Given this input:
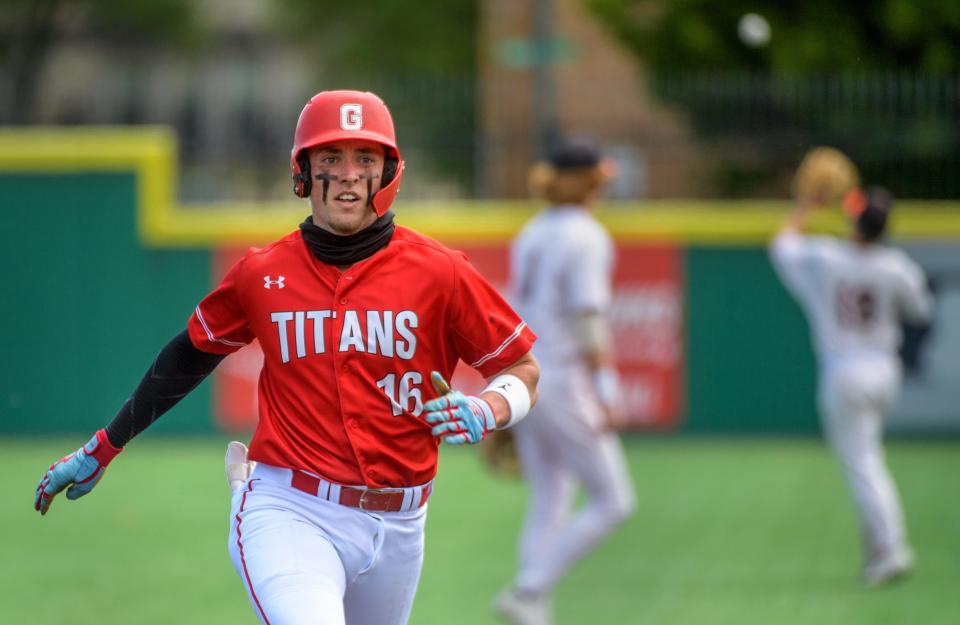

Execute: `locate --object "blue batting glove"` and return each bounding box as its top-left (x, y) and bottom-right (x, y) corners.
top-left (423, 372), bottom-right (496, 445)
top-left (34, 429), bottom-right (123, 515)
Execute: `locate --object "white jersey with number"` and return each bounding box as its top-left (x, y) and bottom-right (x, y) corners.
top-left (769, 231), bottom-right (933, 368)
top-left (509, 205), bottom-right (614, 371)
top-left (770, 230), bottom-right (933, 563)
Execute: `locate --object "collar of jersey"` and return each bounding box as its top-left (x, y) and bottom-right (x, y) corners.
top-left (299, 211), bottom-right (396, 267)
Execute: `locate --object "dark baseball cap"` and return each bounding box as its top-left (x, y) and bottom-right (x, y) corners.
top-left (548, 135), bottom-right (601, 170)
top-left (856, 186), bottom-right (893, 241)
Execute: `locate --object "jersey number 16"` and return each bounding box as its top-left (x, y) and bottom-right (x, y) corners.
top-left (376, 372), bottom-right (424, 417)
top-left (836, 284), bottom-right (877, 329)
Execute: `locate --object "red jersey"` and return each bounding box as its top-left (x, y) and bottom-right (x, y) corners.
top-left (187, 226), bottom-right (536, 488)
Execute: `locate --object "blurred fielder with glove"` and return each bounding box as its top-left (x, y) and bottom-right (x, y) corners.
top-left (493, 136), bottom-right (636, 625)
top-left (770, 147), bottom-right (934, 586)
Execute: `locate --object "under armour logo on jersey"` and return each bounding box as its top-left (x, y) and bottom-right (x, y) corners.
top-left (264, 275), bottom-right (285, 289)
top-left (340, 103), bottom-right (362, 130)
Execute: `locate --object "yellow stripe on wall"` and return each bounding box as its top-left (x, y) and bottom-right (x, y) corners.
top-left (2, 127), bottom-right (958, 247)
top-left (0, 126), bottom-right (176, 245)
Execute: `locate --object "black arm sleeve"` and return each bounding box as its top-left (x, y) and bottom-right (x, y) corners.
top-left (104, 330), bottom-right (226, 447)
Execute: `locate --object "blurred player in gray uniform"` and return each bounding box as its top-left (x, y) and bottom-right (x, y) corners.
top-left (495, 137), bottom-right (636, 625)
top-left (769, 186), bottom-right (934, 586)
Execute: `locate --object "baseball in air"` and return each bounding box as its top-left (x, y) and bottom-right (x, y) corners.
top-left (738, 13), bottom-right (771, 48)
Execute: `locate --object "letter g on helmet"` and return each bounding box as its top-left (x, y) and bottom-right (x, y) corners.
top-left (291, 90), bottom-right (405, 216)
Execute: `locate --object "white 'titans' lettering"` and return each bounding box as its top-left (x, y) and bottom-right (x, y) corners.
top-left (339, 310), bottom-right (366, 353)
top-left (270, 312), bottom-right (294, 363)
top-left (395, 310), bottom-right (418, 360)
top-left (271, 309), bottom-right (418, 363)
top-left (294, 311), bottom-right (307, 359)
top-left (367, 310), bottom-right (393, 357)
top-left (306, 310), bottom-right (333, 354)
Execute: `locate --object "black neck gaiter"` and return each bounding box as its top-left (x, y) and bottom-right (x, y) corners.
top-left (299, 211), bottom-right (395, 266)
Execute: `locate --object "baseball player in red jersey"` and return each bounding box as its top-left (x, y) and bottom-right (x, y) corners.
top-left (34, 90), bottom-right (540, 625)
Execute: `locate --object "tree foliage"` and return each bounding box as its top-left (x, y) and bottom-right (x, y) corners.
top-left (583, 0), bottom-right (960, 197)
top-left (1, 0), bottom-right (199, 123)
top-left (584, 0), bottom-right (960, 74)
top-left (272, 0), bottom-right (477, 77)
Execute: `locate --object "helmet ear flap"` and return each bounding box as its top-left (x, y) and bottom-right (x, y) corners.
top-left (382, 155), bottom-right (399, 187)
top-left (371, 158), bottom-right (404, 217)
top-left (293, 154), bottom-right (312, 198)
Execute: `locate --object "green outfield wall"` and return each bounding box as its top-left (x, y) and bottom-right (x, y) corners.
top-left (685, 247), bottom-right (818, 433)
top-left (1, 128), bottom-right (957, 435)
top-left (1, 171), bottom-right (213, 434)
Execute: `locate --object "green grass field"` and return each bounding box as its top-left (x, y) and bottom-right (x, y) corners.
top-left (4, 437), bottom-right (958, 625)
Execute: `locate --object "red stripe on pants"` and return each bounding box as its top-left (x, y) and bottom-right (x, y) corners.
top-left (236, 479), bottom-right (272, 625)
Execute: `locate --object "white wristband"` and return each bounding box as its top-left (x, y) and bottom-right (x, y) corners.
top-left (483, 374), bottom-right (532, 429)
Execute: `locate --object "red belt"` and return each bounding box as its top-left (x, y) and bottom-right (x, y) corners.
top-left (290, 470), bottom-right (432, 512)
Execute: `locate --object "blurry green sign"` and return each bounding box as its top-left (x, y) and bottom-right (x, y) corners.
top-left (494, 37), bottom-right (577, 69)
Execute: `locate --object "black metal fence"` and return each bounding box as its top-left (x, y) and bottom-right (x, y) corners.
top-left (2, 67), bottom-right (958, 200)
top-left (654, 71), bottom-right (960, 198)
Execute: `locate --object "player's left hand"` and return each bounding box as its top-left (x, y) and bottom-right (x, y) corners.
top-left (34, 429), bottom-right (123, 515)
top-left (423, 372), bottom-right (496, 445)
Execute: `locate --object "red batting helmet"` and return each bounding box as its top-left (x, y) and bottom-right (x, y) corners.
top-left (291, 90), bottom-right (405, 216)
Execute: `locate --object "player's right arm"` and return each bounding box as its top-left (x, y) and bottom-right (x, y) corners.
top-left (777, 199), bottom-right (814, 235)
top-left (562, 224), bottom-right (620, 426)
top-left (769, 201), bottom-right (826, 307)
top-left (34, 256), bottom-right (254, 515)
top-left (33, 331), bottom-right (228, 515)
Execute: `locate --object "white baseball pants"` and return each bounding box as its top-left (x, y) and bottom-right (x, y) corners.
top-left (818, 357), bottom-right (908, 559)
top-left (228, 464), bottom-right (426, 625)
top-left (510, 372), bottom-right (636, 596)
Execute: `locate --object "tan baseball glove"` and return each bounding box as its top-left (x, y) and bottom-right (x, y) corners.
top-left (481, 428), bottom-right (522, 479)
top-left (791, 147), bottom-right (860, 205)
